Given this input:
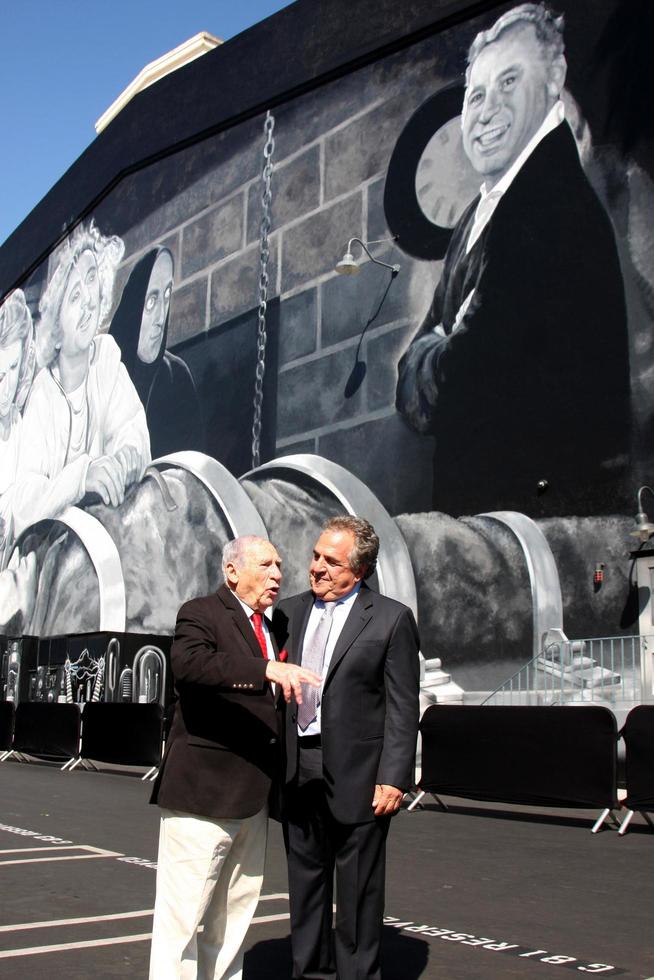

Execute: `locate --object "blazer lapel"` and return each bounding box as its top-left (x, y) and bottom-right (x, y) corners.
top-left (289, 593), bottom-right (314, 666)
top-left (324, 586), bottom-right (373, 686)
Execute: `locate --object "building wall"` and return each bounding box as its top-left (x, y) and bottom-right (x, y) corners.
top-left (85, 32), bottom-right (459, 515)
top-left (1, 0), bottom-right (653, 692)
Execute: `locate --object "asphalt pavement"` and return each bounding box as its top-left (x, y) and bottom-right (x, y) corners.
top-left (0, 760), bottom-right (653, 979)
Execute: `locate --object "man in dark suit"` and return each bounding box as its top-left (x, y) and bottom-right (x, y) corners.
top-left (273, 516), bottom-right (420, 980)
top-left (396, 3), bottom-right (630, 518)
top-left (149, 535), bottom-right (320, 980)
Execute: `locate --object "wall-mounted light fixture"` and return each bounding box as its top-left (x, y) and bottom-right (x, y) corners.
top-left (335, 237), bottom-right (400, 277)
top-left (335, 237), bottom-right (401, 398)
top-left (630, 485), bottom-right (654, 543)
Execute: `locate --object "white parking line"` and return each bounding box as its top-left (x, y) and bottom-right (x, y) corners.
top-left (0, 910), bottom-right (290, 958)
top-left (0, 898), bottom-right (289, 934)
top-left (250, 913), bottom-right (291, 925)
top-left (0, 845), bottom-right (122, 866)
top-left (0, 934), bottom-right (154, 958)
top-left (0, 909), bottom-right (153, 933)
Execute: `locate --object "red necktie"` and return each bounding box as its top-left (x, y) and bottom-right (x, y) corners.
top-left (251, 612), bottom-right (269, 659)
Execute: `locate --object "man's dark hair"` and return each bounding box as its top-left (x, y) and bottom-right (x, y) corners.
top-left (322, 516), bottom-right (379, 580)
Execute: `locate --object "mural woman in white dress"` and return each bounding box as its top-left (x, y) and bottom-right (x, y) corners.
top-left (0, 290), bottom-right (37, 626)
top-left (0, 289), bottom-right (35, 570)
top-left (15, 221), bottom-right (151, 536)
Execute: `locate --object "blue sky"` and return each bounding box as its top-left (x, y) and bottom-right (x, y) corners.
top-left (0, 0), bottom-right (293, 246)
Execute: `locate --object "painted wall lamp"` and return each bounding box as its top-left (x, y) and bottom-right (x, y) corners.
top-left (335, 238), bottom-right (400, 276)
top-left (630, 485), bottom-right (654, 543)
top-left (334, 238), bottom-right (400, 398)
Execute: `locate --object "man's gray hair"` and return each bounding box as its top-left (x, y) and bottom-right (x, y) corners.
top-left (221, 535), bottom-right (269, 578)
top-left (322, 516), bottom-right (379, 580)
top-left (466, 3), bottom-right (565, 84)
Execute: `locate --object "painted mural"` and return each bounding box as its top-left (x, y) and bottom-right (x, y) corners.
top-left (1, 0), bottom-right (652, 696)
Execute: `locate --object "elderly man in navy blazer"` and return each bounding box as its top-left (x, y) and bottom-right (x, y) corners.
top-left (274, 516), bottom-right (420, 980)
top-left (149, 535), bottom-right (320, 980)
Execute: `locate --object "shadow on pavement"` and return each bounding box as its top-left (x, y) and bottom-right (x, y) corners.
top-left (245, 929), bottom-right (429, 978)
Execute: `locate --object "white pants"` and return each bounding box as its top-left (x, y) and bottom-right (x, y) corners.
top-left (149, 806), bottom-right (268, 980)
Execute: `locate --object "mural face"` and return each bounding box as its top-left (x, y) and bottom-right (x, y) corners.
top-left (0, 290), bottom-right (35, 574)
top-left (58, 249), bottom-right (101, 360)
top-left (0, 341), bottom-right (23, 419)
top-left (110, 246), bottom-right (205, 460)
top-left (0, 0), bottom-right (652, 696)
top-left (461, 23), bottom-right (562, 183)
top-left (137, 249), bottom-right (173, 365)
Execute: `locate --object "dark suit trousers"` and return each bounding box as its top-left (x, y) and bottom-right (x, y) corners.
top-left (284, 745), bottom-right (390, 980)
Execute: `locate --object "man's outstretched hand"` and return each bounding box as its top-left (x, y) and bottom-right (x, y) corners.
top-left (265, 661), bottom-right (321, 703)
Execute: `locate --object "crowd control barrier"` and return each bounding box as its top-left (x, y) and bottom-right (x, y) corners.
top-left (74, 702), bottom-right (165, 779)
top-left (618, 705), bottom-right (654, 835)
top-left (0, 701), bottom-right (15, 759)
top-left (10, 703), bottom-right (81, 764)
top-left (412, 705), bottom-right (619, 831)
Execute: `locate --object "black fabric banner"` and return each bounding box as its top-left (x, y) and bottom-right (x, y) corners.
top-left (419, 705), bottom-right (618, 809)
top-left (0, 701), bottom-right (15, 751)
top-left (13, 703), bottom-right (81, 758)
top-left (80, 702), bottom-right (164, 767)
top-left (622, 705), bottom-right (654, 811)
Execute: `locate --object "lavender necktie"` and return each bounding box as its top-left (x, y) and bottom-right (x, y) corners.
top-left (298, 602), bottom-right (335, 731)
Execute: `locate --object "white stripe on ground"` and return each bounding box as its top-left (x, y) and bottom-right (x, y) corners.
top-left (0, 844), bottom-right (122, 867)
top-left (0, 912), bottom-right (290, 958)
top-left (0, 851), bottom-right (122, 866)
top-left (249, 913), bottom-right (291, 925)
top-left (0, 846), bottom-right (89, 854)
top-left (0, 910), bottom-right (154, 933)
top-left (0, 844), bottom-right (118, 857)
top-left (0, 897), bottom-right (288, 934)
top-left (0, 934), bottom-right (155, 958)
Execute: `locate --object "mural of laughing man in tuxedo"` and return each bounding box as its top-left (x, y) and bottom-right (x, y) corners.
top-left (396, 2), bottom-right (631, 518)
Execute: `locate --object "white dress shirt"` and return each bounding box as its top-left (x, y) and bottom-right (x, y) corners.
top-left (298, 584), bottom-right (361, 738)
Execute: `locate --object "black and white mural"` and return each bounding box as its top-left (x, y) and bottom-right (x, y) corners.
top-left (393, 6), bottom-right (630, 518)
top-left (1, 0), bottom-right (652, 695)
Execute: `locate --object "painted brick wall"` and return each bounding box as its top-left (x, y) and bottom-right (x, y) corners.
top-left (91, 30), bottom-right (471, 516)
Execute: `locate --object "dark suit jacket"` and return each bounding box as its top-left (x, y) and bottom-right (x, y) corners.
top-left (151, 584), bottom-right (280, 820)
top-left (273, 583), bottom-right (420, 825)
top-left (396, 121), bottom-right (631, 518)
